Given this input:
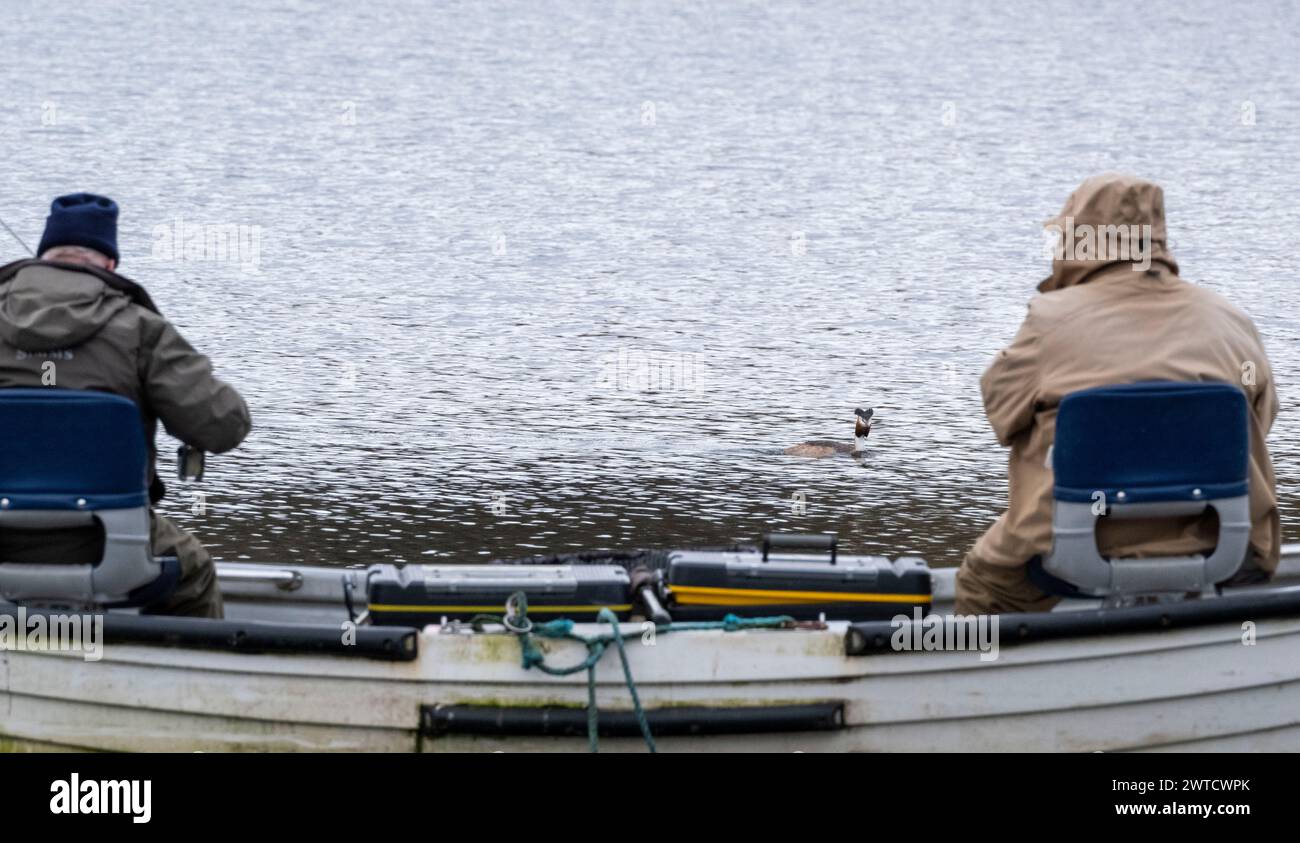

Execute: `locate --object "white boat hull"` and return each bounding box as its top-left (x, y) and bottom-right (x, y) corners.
top-left (4, 582), bottom-right (1299, 752)
top-left (7, 603), bottom-right (1300, 754)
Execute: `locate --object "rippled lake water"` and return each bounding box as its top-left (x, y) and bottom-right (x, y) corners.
top-left (1, 0), bottom-right (1298, 567)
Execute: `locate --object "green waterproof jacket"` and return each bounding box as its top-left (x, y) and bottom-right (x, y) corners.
top-left (0, 259), bottom-right (251, 493)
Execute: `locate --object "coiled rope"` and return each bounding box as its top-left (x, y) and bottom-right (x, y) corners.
top-left (477, 591), bottom-right (795, 753)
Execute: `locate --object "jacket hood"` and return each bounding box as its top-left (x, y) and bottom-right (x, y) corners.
top-left (0, 263), bottom-right (131, 351)
top-left (1039, 173), bottom-right (1179, 293)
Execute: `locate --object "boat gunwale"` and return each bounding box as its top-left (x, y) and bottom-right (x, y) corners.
top-left (846, 584), bottom-right (1300, 655)
top-left (0, 602), bottom-right (420, 661)
top-left (6, 567), bottom-right (1300, 666)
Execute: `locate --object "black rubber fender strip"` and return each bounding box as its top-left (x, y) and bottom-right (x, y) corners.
top-left (421, 701), bottom-right (845, 738)
top-left (844, 586), bottom-right (1300, 656)
top-left (0, 602), bottom-right (419, 661)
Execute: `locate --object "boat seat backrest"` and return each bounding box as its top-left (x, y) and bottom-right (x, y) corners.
top-left (0, 388), bottom-right (171, 606)
top-left (1042, 381), bottom-right (1251, 596)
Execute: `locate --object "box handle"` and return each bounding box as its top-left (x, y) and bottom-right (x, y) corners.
top-left (761, 533), bottom-right (838, 564)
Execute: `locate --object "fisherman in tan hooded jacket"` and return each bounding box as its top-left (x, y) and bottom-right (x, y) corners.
top-left (0, 193), bottom-right (250, 618)
top-left (957, 174), bottom-right (1280, 615)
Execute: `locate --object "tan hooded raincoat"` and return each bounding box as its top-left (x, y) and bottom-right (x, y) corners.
top-left (957, 174), bottom-right (1280, 614)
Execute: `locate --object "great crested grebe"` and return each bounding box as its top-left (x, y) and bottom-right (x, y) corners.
top-left (783, 407), bottom-right (873, 458)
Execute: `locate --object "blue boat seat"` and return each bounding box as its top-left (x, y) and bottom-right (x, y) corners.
top-left (1040, 381), bottom-right (1251, 596)
top-left (0, 389), bottom-right (177, 607)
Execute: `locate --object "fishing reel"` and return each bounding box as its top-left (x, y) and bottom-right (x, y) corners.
top-left (177, 444), bottom-right (206, 482)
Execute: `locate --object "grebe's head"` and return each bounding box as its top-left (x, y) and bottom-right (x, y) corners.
top-left (854, 407), bottom-right (874, 438)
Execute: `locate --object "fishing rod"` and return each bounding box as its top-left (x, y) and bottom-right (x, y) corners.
top-left (0, 214), bottom-right (34, 256)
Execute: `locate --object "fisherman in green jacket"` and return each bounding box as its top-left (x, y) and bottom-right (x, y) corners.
top-left (0, 193), bottom-right (250, 618)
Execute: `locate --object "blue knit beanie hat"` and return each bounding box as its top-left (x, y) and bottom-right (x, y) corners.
top-left (37, 193), bottom-right (120, 262)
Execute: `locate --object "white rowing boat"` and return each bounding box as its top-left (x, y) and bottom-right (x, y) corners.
top-left (3, 546), bottom-right (1299, 753)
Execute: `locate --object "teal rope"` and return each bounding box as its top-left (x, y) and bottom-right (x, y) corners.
top-left (586, 668), bottom-right (599, 753)
top-left (600, 607), bottom-right (655, 751)
top-left (662, 613), bottom-right (798, 633)
top-left (502, 592), bottom-right (793, 753)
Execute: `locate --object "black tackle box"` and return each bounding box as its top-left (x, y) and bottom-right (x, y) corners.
top-left (665, 534), bottom-right (931, 622)
top-left (366, 564), bottom-right (632, 626)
